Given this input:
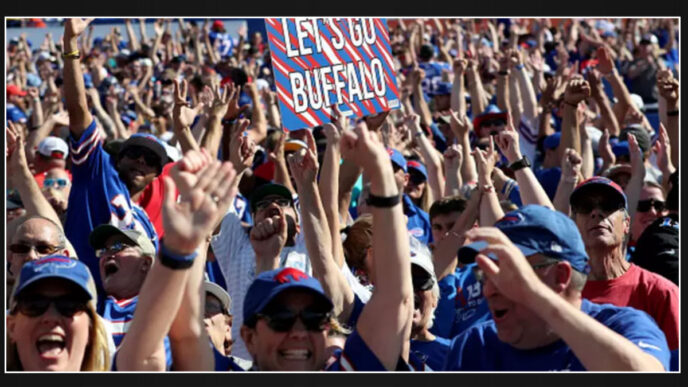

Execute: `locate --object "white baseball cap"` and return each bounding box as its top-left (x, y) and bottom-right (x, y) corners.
top-left (204, 280), bottom-right (231, 313)
top-left (37, 136), bottom-right (69, 160)
top-left (409, 236), bottom-right (436, 280)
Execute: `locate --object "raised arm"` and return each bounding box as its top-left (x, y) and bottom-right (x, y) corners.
top-left (474, 137), bottom-right (504, 226)
top-left (62, 18), bottom-right (95, 138)
top-left (340, 121), bottom-right (413, 370)
top-left (467, 59), bottom-right (487, 118)
top-left (406, 114), bottom-right (444, 203)
top-left (657, 74), bottom-right (678, 167)
top-left (553, 148), bottom-right (583, 215)
top-left (117, 150), bottom-right (236, 371)
top-left (560, 77), bottom-right (590, 157)
top-left (172, 79), bottom-right (203, 153)
top-left (443, 144), bottom-right (463, 197)
top-left (652, 124), bottom-right (676, 194)
top-left (449, 109), bottom-right (478, 186)
top-left (201, 81), bottom-right (246, 155)
top-left (511, 50), bottom-right (538, 121)
top-left (124, 19), bottom-right (140, 52)
top-left (624, 134), bottom-right (645, 225)
top-left (409, 66), bottom-right (433, 128)
top-left (495, 121), bottom-right (554, 209)
top-left (451, 58), bottom-right (468, 114)
top-left (587, 68), bottom-right (620, 137)
top-left (288, 127), bottom-right (355, 321)
top-left (268, 131), bottom-right (297, 195)
top-left (245, 83), bottom-right (268, 144)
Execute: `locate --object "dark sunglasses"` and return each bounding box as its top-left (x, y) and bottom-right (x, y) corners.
top-left (44, 178), bottom-right (70, 189)
top-left (412, 275), bottom-right (435, 292)
top-left (481, 119), bottom-right (505, 128)
top-left (9, 242), bottom-right (62, 255)
top-left (472, 261), bottom-right (557, 285)
top-left (122, 146), bottom-right (161, 167)
top-left (95, 241), bottom-right (138, 258)
top-left (572, 199), bottom-right (624, 215)
top-left (256, 308), bottom-right (331, 333)
top-left (409, 171), bottom-right (427, 186)
top-left (637, 199), bottom-right (665, 213)
top-left (255, 198), bottom-right (292, 212)
top-left (13, 294), bottom-right (89, 318)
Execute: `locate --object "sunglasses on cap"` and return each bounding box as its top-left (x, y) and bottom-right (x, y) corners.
top-left (95, 241), bottom-right (139, 258)
top-left (572, 198), bottom-right (625, 215)
top-left (9, 242), bottom-right (62, 255)
top-left (43, 178), bottom-right (70, 189)
top-left (255, 307), bottom-right (331, 333)
top-left (637, 199), bottom-right (665, 213)
top-left (13, 294), bottom-right (89, 318)
top-left (254, 197), bottom-right (292, 212)
top-left (121, 146), bottom-right (161, 167)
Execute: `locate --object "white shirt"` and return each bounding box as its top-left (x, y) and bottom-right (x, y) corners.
top-left (210, 210), bottom-right (311, 361)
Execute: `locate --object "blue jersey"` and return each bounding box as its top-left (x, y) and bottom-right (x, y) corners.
top-left (431, 264), bottom-right (491, 339)
top-left (443, 299), bottom-right (670, 371)
top-left (403, 194), bottom-right (432, 245)
top-left (410, 336), bottom-right (451, 371)
top-left (209, 32), bottom-right (235, 58)
top-left (213, 344), bottom-right (247, 371)
top-left (66, 120), bottom-right (158, 293)
top-left (101, 296), bottom-right (173, 370)
top-left (418, 61), bottom-right (451, 100)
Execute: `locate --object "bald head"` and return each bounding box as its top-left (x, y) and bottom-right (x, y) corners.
top-left (9, 216), bottom-right (67, 278)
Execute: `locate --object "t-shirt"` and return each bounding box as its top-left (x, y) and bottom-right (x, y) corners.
top-left (443, 299), bottom-right (670, 371)
top-left (418, 61), bottom-right (451, 100)
top-left (101, 295), bottom-right (173, 370)
top-left (66, 120), bottom-right (158, 294)
top-left (210, 210), bottom-right (311, 360)
top-left (134, 161), bottom-right (177, 239)
top-left (403, 194), bottom-right (432, 245)
top-left (582, 263), bottom-right (679, 350)
top-left (431, 264), bottom-right (491, 339)
top-left (410, 336), bottom-right (451, 371)
top-left (534, 166), bottom-right (561, 201)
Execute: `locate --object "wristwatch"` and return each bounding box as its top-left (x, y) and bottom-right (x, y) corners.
top-left (508, 155), bottom-right (531, 171)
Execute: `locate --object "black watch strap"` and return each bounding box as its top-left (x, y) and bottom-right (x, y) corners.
top-left (509, 156), bottom-right (531, 171)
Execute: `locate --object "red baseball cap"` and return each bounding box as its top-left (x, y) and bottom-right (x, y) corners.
top-left (7, 84), bottom-right (27, 97)
top-left (212, 20), bottom-right (226, 32)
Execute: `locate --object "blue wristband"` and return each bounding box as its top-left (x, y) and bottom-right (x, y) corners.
top-left (159, 242), bottom-right (198, 270)
top-left (515, 64), bottom-right (525, 70)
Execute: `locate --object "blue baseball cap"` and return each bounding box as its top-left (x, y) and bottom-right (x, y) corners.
top-left (431, 82), bottom-right (452, 97)
top-left (26, 73), bottom-right (42, 88)
top-left (7, 105), bottom-right (28, 124)
top-left (611, 141), bottom-right (630, 157)
top-left (243, 268), bottom-right (334, 323)
top-left (494, 205), bottom-right (589, 274)
top-left (543, 132), bottom-right (561, 150)
top-left (570, 176), bottom-right (628, 211)
top-left (12, 255), bottom-right (96, 301)
top-left (387, 148), bottom-right (407, 173)
top-left (83, 73), bottom-right (94, 89)
top-left (473, 104), bottom-right (508, 132)
top-left (407, 160), bottom-right (428, 182)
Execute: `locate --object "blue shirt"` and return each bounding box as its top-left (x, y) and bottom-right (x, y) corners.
top-left (66, 120), bottom-right (158, 295)
top-left (534, 166), bottom-right (562, 201)
top-left (443, 299), bottom-right (670, 371)
top-left (410, 336), bottom-right (451, 371)
top-left (403, 194), bottom-right (432, 245)
top-left (418, 61), bottom-right (451, 101)
top-left (102, 296), bottom-right (173, 370)
top-left (431, 264), bottom-right (491, 339)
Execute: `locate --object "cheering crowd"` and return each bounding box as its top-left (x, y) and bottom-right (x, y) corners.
top-left (5, 17), bottom-right (679, 372)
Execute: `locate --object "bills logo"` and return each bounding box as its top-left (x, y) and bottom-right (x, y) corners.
top-left (409, 228), bottom-right (424, 237)
top-left (34, 256), bottom-right (77, 271)
top-left (495, 213), bottom-right (524, 226)
top-left (274, 268), bottom-right (310, 283)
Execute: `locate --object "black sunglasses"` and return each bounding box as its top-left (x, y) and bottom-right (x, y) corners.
top-left (9, 242), bottom-right (62, 255)
top-left (255, 198), bottom-right (292, 212)
top-left (481, 119), bottom-right (505, 128)
top-left (572, 198), bottom-right (624, 215)
top-left (14, 294), bottom-right (89, 318)
top-left (256, 307), bottom-right (331, 333)
top-left (122, 146), bottom-right (161, 167)
top-left (412, 275), bottom-right (435, 292)
top-left (637, 199), bottom-right (665, 213)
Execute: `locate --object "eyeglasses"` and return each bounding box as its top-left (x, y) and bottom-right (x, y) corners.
top-left (122, 146), bottom-right (161, 167)
top-left (9, 242), bottom-right (62, 255)
top-left (255, 198), bottom-right (291, 212)
top-left (637, 199), bottom-right (665, 213)
top-left (472, 260), bottom-right (558, 285)
top-left (13, 294), bottom-right (89, 318)
top-left (255, 308), bottom-right (331, 332)
top-left (95, 241), bottom-right (138, 258)
top-left (43, 178), bottom-right (70, 189)
top-left (572, 199), bottom-right (625, 216)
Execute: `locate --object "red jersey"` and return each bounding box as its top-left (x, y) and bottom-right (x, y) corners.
top-left (134, 162), bottom-right (178, 239)
top-left (583, 263), bottom-right (679, 350)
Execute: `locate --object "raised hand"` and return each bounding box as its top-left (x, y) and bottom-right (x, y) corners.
top-left (64, 18), bottom-right (95, 39)
top-left (162, 150), bottom-right (237, 255)
top-left (51, 109), bottom-right (70, 127)
top-left (287, 137), bottom-right (319, 189)
top-left (561, 148), bottom-right (582, 180)
top-left (563, 77), bottom-right (591, 106)
top-left (652, 123), bottom-right (673, 173)
top-left (328, 104), bottom-right (348, 133)
top-left (173, 79), bottom-right (205, 129)
top-left (472, 136), bottom-right (498, 186)
top-left (364, 110), bottom-right (391, 132)
top-left (627, 133), bottom-right (645, 180)
top-left (339, 120), bottom-right (388, 173)
top-left (598, 129), bottom-right (616, 168)
top-left (153, 19), bottom-right (165, 38)
top-left (595, 46), bottom-right (614, 75)
top-left (443, 143), bottom-right (463, 172)
top-left (586, 68), bottom-right (604, 98)
top-left (453, 58), bottom-right (468, 76)
top-left (494, 120), bottom-right (522, 164)
top-left (228, 119), bottom-right (255, 173)
top-left (448, 109), bottom-right (472, 138)
top-left (657, 76), bottom-right (679, 107)
top-left (322, 121), bottom-right (343, 146)
top-left (250, 212), bottom-right (287, 267)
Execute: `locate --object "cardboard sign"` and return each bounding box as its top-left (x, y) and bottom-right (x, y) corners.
top-left (265, 18), bottom-right (400, 131)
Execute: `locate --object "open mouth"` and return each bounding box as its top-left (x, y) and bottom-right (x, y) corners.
top-left (104, 260), bottom-right (119, 277)
top-left (279, 349), bottom-right (312, 360)
top-left (493, 308), bottom-right (508, 321)
top-left (36, 334), bottom-right (66, 357)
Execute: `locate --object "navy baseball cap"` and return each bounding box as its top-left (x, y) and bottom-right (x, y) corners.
top-left (7, 105), bottom-right (28, 124)
top-left (119, 133), bottom-right (168, 172)
top-left (387, 148), bottom-right (407, 173)
top-left (249, 183), bottom-right (294, 213)
top-left (431, 82), bottom-right (452, 97)
top-left (407, 160), bottom-right (428, 182)
top-left (473, 104), bottom-right (508, 131)
top-left (570, 176), bottom-right (628, 211)
top-left (612, 141), bottom-right (630, 157)
top-left (12, 255), bottom-right (96, 301)
top-left (543, 132), bottom-right (561, 150)
top-left (243, 268), bottom-right (334, 323)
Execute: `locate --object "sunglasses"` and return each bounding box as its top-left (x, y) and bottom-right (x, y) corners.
top-left (572, 199), bottom-right (625, 215)
top-left (95, 241), bottom-right (138, 258)
top-left (9, 242), bottom-right (62, 255)
top-left (255, 198), bottom-right (291, 212)
top-left (13, 294), bottom-right (89, 318)
top-left (637, 199), bottom-right (665, 213)
top-left (256, 307), bottom-right (331, 333)
top-left (44, 178), bottom-right (70, 189)
top-left (481, 119), bottom-right (505, 128)
top-left (412, 275), bottom-right (435, 292)
top-left (122, 146), bottom-right (161, 167)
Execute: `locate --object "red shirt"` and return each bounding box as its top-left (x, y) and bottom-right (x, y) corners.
top-left (134, 162), bottom-right (178, 239)
top-left (583, 263), bottom-right (679, 350)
